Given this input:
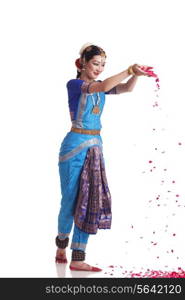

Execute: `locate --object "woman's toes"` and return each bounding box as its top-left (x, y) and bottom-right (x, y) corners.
top-left (70, 262), bottom-right (102, 272)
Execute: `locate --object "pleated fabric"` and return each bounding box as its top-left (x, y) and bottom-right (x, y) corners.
top-left (74, 146), bottom-right (112, 234)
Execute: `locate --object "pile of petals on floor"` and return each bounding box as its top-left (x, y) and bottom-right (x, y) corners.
top-left (103, 266), bottom-right (185, 278)
top-left (130, 267), bottom-right (185, 278)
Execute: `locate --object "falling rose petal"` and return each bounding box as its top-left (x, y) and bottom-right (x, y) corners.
top-left (128, 66), bottom-right (184, 277)
top-left (139, 66), bottom-right (160, 92)
top-left (153, 101), bottom-right (159, 107)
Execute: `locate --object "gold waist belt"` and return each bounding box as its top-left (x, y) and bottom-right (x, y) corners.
top-left (71, 127), bottom-right (100, 135)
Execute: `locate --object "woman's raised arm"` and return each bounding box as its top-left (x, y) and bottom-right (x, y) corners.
top-left (88, 64), bottom-right (150, 94)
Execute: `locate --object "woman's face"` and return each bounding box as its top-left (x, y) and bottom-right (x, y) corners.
top-left (84, 55), bottom-right (106, 80)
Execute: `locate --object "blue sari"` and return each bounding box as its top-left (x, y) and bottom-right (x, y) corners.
top-left (57, 79), bottom-right (114, 250)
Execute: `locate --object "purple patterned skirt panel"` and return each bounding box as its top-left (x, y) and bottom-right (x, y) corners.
top-left (74, 146), bottom-right (112, 234)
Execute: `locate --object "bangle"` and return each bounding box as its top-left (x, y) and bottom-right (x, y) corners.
top-left (127, 65), bottom-right (136, 75)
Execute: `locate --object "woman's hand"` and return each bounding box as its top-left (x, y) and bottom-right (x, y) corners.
top-left (132, 64), bottom-right (152, 76)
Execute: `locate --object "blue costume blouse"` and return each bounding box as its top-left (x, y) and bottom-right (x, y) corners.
top-left (58, 79), bottom-right (116, 162)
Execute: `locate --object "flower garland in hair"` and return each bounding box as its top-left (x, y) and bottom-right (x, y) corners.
top-left (79, 42), bottom-right (94, 56)
top-left (75, 42), bottom-right (94, 72)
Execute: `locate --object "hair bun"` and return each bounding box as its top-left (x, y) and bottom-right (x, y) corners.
top-left (75, 58), bottom-right (82, 71)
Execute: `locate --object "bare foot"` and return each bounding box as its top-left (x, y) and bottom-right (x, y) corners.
top-left (70, 261), bottom-right (102, 272)
top-left (55, 248), bottom-right (67, 263)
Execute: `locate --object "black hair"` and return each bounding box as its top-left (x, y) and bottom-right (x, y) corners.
top-left (76, 45), bottom-right (106, 78)
top-left (76, 70), bottom-right (81, 79)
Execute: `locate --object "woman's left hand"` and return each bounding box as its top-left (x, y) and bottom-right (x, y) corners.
top-left (132, 64), bottom-right (152, 76)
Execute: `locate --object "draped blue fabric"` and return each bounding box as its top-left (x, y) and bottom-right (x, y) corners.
top-left (57, 79), bottom-right (113, 250)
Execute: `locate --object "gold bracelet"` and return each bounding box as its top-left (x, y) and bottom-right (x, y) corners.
top-left (127, 65), bottom-right (136, 75)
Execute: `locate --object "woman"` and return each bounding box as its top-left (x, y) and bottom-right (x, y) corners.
top-left (55, 43), bottom-right (150, 272)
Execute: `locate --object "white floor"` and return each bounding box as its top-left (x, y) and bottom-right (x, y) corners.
top-left (1, 206), bottom-right (185, 278)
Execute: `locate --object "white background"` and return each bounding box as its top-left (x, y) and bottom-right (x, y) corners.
top-left (0, 0), bottom-right (185, 277)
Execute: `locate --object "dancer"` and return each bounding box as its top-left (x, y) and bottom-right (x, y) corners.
top-left (55, 42), bottom-right (150, 271)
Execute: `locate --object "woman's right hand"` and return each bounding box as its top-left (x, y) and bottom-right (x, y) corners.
top-left (132, 64), bottom-right (152, 76)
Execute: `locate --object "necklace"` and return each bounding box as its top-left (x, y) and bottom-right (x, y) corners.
top-left (78, 78), bottom-right (101, 114)
top-left (91, 93), bottom-right (100, 114)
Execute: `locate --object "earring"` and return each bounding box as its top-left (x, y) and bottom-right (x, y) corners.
top-left (82, 65), bottom-right (86, 71)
